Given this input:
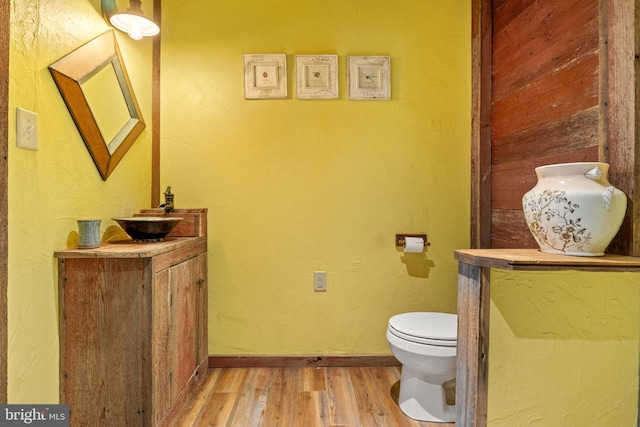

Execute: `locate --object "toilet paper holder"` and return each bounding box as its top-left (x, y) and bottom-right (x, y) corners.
top-left (395, 234), bottom-right (430, 248)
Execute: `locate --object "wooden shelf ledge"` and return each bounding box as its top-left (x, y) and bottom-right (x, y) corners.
top-left (454, 248), bottom-right (640, 272)
top-left (453, 248), bottom-right (640, 427)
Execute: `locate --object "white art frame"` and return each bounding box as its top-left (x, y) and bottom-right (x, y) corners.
top-left (243, 54), bottom-right (288, 99)
top-left (347, 56), bottom-right (391, 101)
top-left (295, 55), bottom-right (338, 99)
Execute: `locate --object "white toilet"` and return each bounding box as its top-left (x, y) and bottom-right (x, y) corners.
top-left (386, 312), bottom-right (457, 422)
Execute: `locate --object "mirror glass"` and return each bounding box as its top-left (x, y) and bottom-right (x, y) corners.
top-left (49, 30), bottom-right (145, 180)
top-left (81, 61), bottom-right (131, 154)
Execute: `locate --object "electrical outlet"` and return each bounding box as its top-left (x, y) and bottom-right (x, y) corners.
top-left (314, 271), bottom-right (326, 292)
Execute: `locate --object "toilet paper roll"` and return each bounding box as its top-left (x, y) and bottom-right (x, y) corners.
top-left (403, 237), bottom-right (424, 253)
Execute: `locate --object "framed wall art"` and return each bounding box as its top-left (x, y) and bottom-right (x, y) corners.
top-left (243, 54), bottom-right (287, 99)
top-left (347, 56), bottom-right (391, 100)
top-left (295, 55), bottom-right (338, 99)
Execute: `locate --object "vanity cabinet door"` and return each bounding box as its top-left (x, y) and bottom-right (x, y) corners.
top-left (196, 252), bottom-right (208, 366)
top-left (152, 267), bottom-right (171, 425)
top-left (167, 256), bottom-right (198, 400)
top-left (151, 255), bottom-right (200, 424)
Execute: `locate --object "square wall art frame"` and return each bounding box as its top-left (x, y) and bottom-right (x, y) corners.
top-left (243, 54), bottom-right (287, 99)
top-left (348, 56), bottom-right (391, 100)
top-left (295, 55), bottom-right (338, 99)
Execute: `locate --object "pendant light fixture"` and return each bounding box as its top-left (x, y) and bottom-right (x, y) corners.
top-left (107, 0), bottom-right (159, 40)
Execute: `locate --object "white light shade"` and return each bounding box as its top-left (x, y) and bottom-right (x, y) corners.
top-left (110, 13), bottom-right (159, 40)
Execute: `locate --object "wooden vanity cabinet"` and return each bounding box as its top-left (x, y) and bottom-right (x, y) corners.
top-left (55, 236), bottom-right (208, 426)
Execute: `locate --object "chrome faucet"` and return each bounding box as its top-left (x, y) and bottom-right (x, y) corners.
top-left (159, 186), bottom-right (174, 213)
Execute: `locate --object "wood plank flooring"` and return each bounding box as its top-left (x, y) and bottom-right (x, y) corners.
top-left (171, 366), bottom-right (455, 427)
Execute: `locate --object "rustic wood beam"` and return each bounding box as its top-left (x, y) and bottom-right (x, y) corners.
top-left (471, 0), bottom-right (493, 249)
top-left (599, 0), bottom-right (640, 256)
top-left (0, 0), bottom-right (9, 405)
top-left (151, 0), bottom-right (161, 207)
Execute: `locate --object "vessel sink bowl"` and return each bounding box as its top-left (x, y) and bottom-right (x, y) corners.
top-left (113, 217), bottom-right (183, 242)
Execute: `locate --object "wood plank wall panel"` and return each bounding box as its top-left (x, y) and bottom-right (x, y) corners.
top-left (492, 2), bottom-right (599, 101)
top-left (600, 0), bottom-right (640, 256)
top-left (491, 208), bottom-right (537, 249)
top-left (492, 146), bottom-right (598, 209)
top-left (490, 0), bottom-right (600, 248)
top-left (474, 0), bottom-right (640, 423)
top-left (0, 0), bottom-right (8, 404)
top-left (492, 52), bottom-right (599, 140)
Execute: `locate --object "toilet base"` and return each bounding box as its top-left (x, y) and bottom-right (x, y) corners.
top-left (398, 366), bottom-right (457, 423)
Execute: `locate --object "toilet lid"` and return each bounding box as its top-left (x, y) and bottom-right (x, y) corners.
top-left (388, 312), bottom-right (457, 346)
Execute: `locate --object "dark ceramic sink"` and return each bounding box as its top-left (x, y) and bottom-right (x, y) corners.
top-left (113, 217), bottom-right (183, 242)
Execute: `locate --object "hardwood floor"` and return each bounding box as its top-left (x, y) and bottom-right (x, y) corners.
top-left (171, 366), bottom-right (455, 427)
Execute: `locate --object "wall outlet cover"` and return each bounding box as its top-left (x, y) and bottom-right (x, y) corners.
top-left (314, 271), bottom-right (327, 292)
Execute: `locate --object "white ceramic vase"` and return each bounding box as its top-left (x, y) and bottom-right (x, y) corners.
top-left (522, 162), bottom-right (627, 256)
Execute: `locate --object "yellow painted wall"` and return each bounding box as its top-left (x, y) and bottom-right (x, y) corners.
top-left (8, 0), bottom-right (153, 402)
top-left (488, 271), bottom-right (639, 426)
top-left (160, 0), bottom-right (472, 355)
top-left (160, 1), bottom-right (639, 426)
top-left (5, 1), bottom-right (638, 425)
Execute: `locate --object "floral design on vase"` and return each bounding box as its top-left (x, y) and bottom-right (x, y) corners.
top-left (522, 189), bottom-right (592, 254)
top-left (522, 162), bottom-right (627, 256)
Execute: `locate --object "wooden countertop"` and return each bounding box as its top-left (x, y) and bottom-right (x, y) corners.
top-left (54, 235), bottom-right (206, 259)
top-left (454, 248), bottom-right (640, 272)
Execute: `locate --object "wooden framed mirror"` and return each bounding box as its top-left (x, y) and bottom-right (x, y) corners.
top-left (49, 30), bottom-right (145, 180)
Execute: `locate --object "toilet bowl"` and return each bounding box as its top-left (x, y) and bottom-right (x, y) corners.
top-left (386, 312), bottom-right (457, 423)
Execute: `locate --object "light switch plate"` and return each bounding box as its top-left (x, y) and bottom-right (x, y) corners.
top-left (16, 107), bottom-right (38, 150)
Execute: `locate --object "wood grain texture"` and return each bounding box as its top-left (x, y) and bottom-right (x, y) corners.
top-left (209, 355), bottom-right (400, 368)
top-left (599, 0), bottom-right (640, 256)
top-left (490, 208), bottom-right (538, 249)
top-left (196, 252), bottom-right (208, 368)
top-left (490, 146), bottom-right (599, 210)
top-left (487, 0), bottom-right (607, 253)
top-left (58, 237), bottom-right (208, 426)
top-left (228, 368), bottom-right (270, 425)
top-left (153, 268), bottom-right (173, 424)
top-left (471, 0), bottom-right (493, 249)
top-left (60, 258), bottom-right (152, 426)
top-left (485, 0), bottom-right (640, 255)
top-left (491, 107), bottom-right (599, 165)
top-left (455, 262), bottom-right (487, 427)
top-left (171, 258), bottom-right (198, 401)
top-left (153, 239), bottom-right (207, 273)
top-left (55, 236), bottom-right (206, 259)
top-left (171, 366), bottom-right (451, 427)
top-left (0, 0), bottom-right (7, 405)
top-left (492, 50), bottom-right (599, 139)
top-left (454, 248), bottom-right (640, 270)
top-left (152, 0), bottom-right (162, 207)
top-left (492, 0), bottom-right (599, 102)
